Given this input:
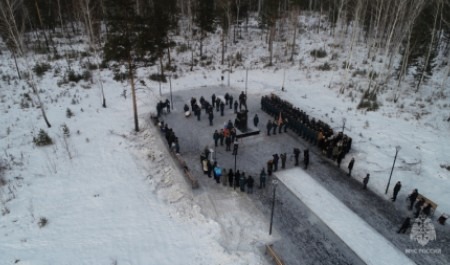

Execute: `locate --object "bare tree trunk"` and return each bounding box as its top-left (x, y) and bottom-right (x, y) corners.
top-left (34, 0), bottom-right (51, 53)
top-left (128, 57), bottom-right (139, 132)
top-left (12, 50), bottom-right (21, 79)
top-left (29, 80), bottom-right (52, 128)
top-left (268, 24), bottom-right (275, 66)
top-left (289, 8), bottom-right (298, 62)
top-left (79, 0), bottom-right (106, 107)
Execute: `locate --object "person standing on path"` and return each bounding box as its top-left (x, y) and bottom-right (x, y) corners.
top-left (259, 168), bottom-right (266, 189)
top-left (363, 174), bottom-right (370, 189)
top-left (267, 160), bottom-right (273, 176)
top-left (266, 120), bottom-right (272, 136)
top-left (208, 111), bottom-right (214, 126)
top-left (272, 154), bottom-right (279, 172)
top-left (253, 114), bottom-right (259, 127)
top-left (213, 130), bottom-right (219, 147)
top-left (234, 170), bottom-right (241, 189)
top-left (247, 175), bottom-right (254, 194)
top-left (280, 153), bottom-right (287, 169)
top-left (228, 169), bottom-right (234, 187)
top-left (211, 94), bottom-right (216, 108)
top-left (408, 189), bottom-right (419, 210)
top-left (391, 181), bottom-right (402, 201)
top-left (304, 149), bottom-right (310, 170)
top-left (294, 148), bottom-right (300, 166)
top-left (347, 157), bottom-right (355, 176)
top-left (397, 217), bottom-right (411, 234)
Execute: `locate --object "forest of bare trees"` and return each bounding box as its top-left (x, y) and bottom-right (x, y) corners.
top-left (1, 0), bottom-right (449, 128)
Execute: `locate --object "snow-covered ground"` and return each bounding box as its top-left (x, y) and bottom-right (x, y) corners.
top-left (0, 14), bottom-right (449, 264)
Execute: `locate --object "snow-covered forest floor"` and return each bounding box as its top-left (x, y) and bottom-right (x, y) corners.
top-left (0, 13), bottom-right (449, 264)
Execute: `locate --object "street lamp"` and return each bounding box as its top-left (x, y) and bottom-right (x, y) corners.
top-left (269, 179), bottom-right (279, 235)
top-left (385, 146), bottom-right (401, 194)
top-left (233, 141), bottom-right (239, 190)
top-left (169, 74), bottom-right (173, 110)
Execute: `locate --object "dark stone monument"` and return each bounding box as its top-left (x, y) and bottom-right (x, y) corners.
top-left (235, 110), bottom-right (248, 132)
top-left (235, 110), bottom-right (260, 139)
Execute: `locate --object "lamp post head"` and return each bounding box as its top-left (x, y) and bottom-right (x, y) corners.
top-left (396, 145), bottom-right (401, 152)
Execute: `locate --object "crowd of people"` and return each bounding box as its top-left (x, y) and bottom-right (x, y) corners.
top-left (200, 148), bottom-right (261, 193)
top-left (261, 94), bottom-right (352, 165)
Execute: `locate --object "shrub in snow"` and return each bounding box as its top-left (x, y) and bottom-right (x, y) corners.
top-left (310, 49), bottom-right (327, 58)
top-left (33, 129), bottom-right (53, 146)
top-left (38, 217), bottom-right (48, 228)
top-left (32, 62), bottom-right (51, 77)
top-left (67, 70), bottom-right (83, 83)
top-left (61, 124), bottom-right (70, 137)
top-left (82, 70), bottom-right (92, 82)
top-left (66, 108), bottom-right (74, 118)
top-left (352, 69), bottom-right (366, 77)
top-left (317, 62), bottom-right (331, 71)
top-left (149, 73), bottom-right (167, 83)
top-left (357, 90), bottom-right (380, 111)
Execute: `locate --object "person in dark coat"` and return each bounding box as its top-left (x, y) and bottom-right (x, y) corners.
top-left (391, 181), bottom-right (402, 201)
top-left (304, 149), bottom-right (310, 170)
top-left (253, 114), bottom-right (259, 127)
top-left (272, 154), bottom-right (279, 171)
top-left (397, 217), bottom-right (411, 234)
top-left (219, 129), bottom-right (224, 146)
top-left (247, 175), bottom-right (254, 194)
top-left (347, 157), bottom-right (355, 176)
top-left (234, 101), bottom-right (238, 113)
top-left (239, 172), bottom-right (246, 192)
top-left (363, 173), bottom-right (370, 189)
top-left (272, 120), bottom-right (278, 135)
top-left (229, 95), bottom-right (233, 109)
top-left (266, 120), bottom-right (272, 136)
top-left (408, 189), bottom-right (419, 210)
top-left (165, 99), bottom-right (170, 113)
top-left (259, 168), bottom-right (266, 189)
top-left (216, 98), bottom-right (221, 112)
top-left (213, 130), bottom-right (219, 147)
top-left (267, 160), bottom-right (273, 176)
top-left (225, 136), bottom-right (232, 151)
top-left (234, 170), bottom-right (240, 189)
top-left (280, 153), bottom-right (287, 169)
top-left (294, 148), bottom-right (300, 166)
top-left (228, 169), bottom-right (234, 187)
top-left (212, 94), bottom-right (216, 108)
top-left (220, 101), bottom-right (225, 116)
top-left (206, 160), bottom-right (212, 178)
top-left (208, 111), bottom-right (214, 126)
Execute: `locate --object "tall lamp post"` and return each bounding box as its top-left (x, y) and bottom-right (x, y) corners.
top-left (385, 146), bottom-right (401, 194)
top-left (233, 141), bottom-right (239, 190)
top-left (169, 74), bottom-right (173, 110)
top-left (269, 179), bottom-right (279, 235)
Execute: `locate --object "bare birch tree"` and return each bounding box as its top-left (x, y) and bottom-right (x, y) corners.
top-left (0, 0), bottom-right (52, 128)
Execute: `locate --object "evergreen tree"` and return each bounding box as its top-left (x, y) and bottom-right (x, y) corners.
top-left (103, 0), bottom-right (155, 132)
top-left (194, 0), bottom-right (216, 58)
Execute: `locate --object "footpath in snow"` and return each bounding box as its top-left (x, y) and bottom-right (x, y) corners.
top-left (276, 168), bottom-right (416, 265)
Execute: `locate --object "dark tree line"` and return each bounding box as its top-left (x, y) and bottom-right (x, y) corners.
top-left (1, 0), bottom-right (450, 130)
